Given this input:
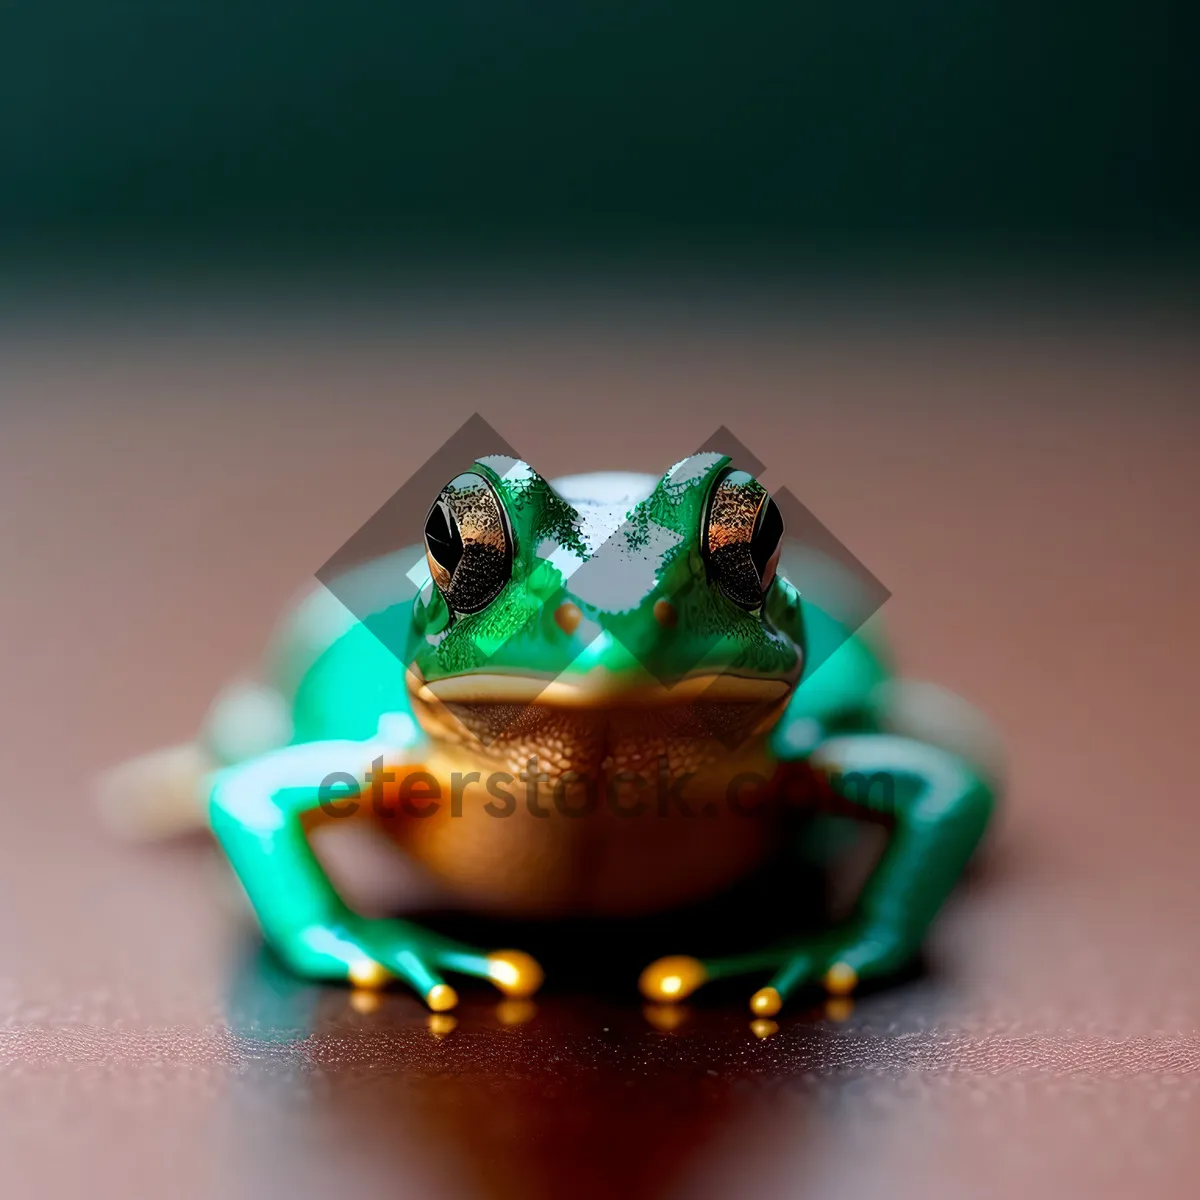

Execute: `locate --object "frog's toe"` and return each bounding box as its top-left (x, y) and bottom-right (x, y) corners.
top-left (335, 938), bottom-right (548, 1011)
top-left (484, 949), bottom-right (544, 997)
top-left (436, 946), bottom-right (545, 999)
top-left (749, 986), bottom-right (783, 1016)
top-left (369, 949), bottom-right (456, 1010)
top-left (670, 924), bottom-right (913, 1016)
top-left (756, 926), bottom-right (912, 1013)
top-left (347, 958), bottom-right (393, 989)
top-left (745, 960), bottom-right (827, 1015)
top-left (425, 983), bottom-right (460, 1012)
top-left (269, 918), bottom-right (451, 1008)
top-left (638, 956), bottom-right (709, 1003)
top-left (271, 922), bottom-right (387, 987)
top-left (344, 917), bottom-right (464, 1009)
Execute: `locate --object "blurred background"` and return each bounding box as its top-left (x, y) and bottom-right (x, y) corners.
top-left (1, 4), bottom-right (1198, 1200)
top-left (2, 1), bottom-right (1198, 275)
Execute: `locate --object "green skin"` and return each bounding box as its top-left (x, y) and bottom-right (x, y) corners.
top-left (208, 453), bottom-right (994, 1012)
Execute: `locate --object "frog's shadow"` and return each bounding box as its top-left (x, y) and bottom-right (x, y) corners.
top-left (414, 853), bottom-right (839, 999)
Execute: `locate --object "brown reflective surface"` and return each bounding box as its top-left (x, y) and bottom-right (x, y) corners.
top-left (1, 306), bottom-right (1198, 1199)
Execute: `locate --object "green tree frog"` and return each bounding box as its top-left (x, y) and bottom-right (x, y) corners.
top-left (102, 453), bottom-right (998, 1018)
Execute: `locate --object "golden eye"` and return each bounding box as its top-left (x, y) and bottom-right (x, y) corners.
top-left (424, 473), bottom-right (513, 613)
top-left (702, 469), bottom-right (784, 609)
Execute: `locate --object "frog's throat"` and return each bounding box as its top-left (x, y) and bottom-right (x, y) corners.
top-left (412, 671), bottom-right (791, 708)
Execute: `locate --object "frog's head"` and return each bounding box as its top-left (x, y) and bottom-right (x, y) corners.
top-left (407, 453), bottom-right (804, 771)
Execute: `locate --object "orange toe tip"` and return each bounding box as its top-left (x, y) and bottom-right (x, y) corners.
top-left (348, 959), bottom-right (391, 989)
top-left (638, 956), bottom-right (708, 1002)
top-left (486, 950), bottom-right (545, 997)
top-left (749, 986), bottom-right (782, 1016)
top-left (823, 962), bottom-right (859, 996)
top-left (750, 1018), bottom-right (779, 1039)
top-left (426, 983), bottom-right (459, 1012)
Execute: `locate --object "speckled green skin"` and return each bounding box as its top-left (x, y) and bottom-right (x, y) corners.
top-left (208, 454), bottom-right (995, 1009)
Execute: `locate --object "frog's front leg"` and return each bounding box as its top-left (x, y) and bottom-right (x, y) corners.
top-left (208, 735), bottom-right (542, 1010)
top-left (640, 734), bottom-right (993, 1015)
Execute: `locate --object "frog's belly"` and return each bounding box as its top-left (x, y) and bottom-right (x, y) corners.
top-left (385, 788), bottom-right (772, 917)
top-left (379, 718), bottom-right (782, 916)
top-left (384, 696), bottom-right (792, 907)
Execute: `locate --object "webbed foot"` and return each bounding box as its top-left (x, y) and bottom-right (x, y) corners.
top-left (639, 923), bottom-right (911, 1015)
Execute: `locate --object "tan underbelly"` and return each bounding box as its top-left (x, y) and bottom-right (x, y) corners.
top-left (377, 702), bottom-right (785, 916)
top-left (386, 778), bottom-right (773, 917)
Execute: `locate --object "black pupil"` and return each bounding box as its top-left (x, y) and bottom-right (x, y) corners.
top-left (425, 501), bottom-right (464, 577)
top-left (750, 496), bottom-right (783, 582)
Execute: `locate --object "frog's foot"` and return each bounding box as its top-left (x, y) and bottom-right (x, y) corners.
top-left (639, 923), bottom-right (912, 1015)
top-left (272, 916), bottom-right (543, 1011)
top-left (742, 923), bottom-right (912, 1015)
top-left (637, 956), bottom-right (710, 1005)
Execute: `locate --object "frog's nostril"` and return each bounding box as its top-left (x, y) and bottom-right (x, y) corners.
top-left (653, 599), bottom-right (678, 628)
top-left (554, 602), bottom-right (583, 635)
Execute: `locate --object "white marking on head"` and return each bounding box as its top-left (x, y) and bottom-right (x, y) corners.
top-left (545, 472), bottom-right (680, 612)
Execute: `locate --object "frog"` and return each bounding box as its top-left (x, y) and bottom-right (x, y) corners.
top-left (100, 451), bottom-right (999, 1019)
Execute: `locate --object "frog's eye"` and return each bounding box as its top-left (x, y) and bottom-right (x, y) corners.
top-left (702, 469), bottom-right (784, 610)
top-left (424, 472), bottom-right (513, 614)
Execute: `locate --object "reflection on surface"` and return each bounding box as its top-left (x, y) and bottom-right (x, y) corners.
top-left (823, 996), bottom-right (854, 1023)
top-left (642, 1003), bottom-right (691, 1033)
top-left (495, 998), bottom-right (538, 1027)
top-left (222, 932), bottom-right (951, 1200)
top-left (426, 1012), bottom-right (458, 1039)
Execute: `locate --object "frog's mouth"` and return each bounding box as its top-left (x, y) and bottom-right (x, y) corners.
top-left (413, 670), bottom-right (791, 708)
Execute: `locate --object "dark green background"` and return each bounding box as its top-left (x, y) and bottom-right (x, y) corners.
top-left (2, 3), bottom-right (1196, 262)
